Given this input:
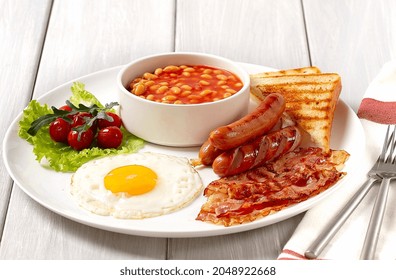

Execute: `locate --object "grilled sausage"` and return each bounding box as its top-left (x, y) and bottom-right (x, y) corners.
top-left (197, 139), bottom-right (224, 166)
top-left (209, 93), bottom-right (285, 150)
top-left (197, 112), bottom-right (295, 167)
top-left (212, 126), bottom-right (301, 177)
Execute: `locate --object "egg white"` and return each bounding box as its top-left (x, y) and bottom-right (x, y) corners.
top-left (70, 152), bottom-right (204, 219)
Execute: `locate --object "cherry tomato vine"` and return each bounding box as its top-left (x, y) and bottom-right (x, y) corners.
top-left (28, 100), bottom-right (124, 150)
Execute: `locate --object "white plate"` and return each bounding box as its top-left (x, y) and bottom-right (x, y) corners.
top-left (2, 63), bottom-right (366, 238)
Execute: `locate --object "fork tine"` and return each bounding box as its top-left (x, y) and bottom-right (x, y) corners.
top-left (385, 125), bottom-right (395, 163)
top-left (380, 125), bottom-right (391, 162)
top-left (389, 125), bottom-right (396, 164)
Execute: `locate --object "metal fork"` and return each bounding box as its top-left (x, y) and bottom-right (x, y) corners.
top-left (360, 125), bottom-right (396, 259)
top-left (304, 125), bottom-right (394, 259)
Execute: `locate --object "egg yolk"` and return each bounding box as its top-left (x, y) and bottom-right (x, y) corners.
top-left (104, 165), bottom-right (157, 195)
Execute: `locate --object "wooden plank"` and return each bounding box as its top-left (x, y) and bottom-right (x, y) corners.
top-left (176, 0), bottom-right (310, 69)
top-left (303, 0), bottom-right (396, 111)
top-left (1, 0), bottom-right (175, 259)
top-left (168, 217), bottom-right (303, 259)
top-left (1, 188), bottom-right (167, 259)
top-left (34, 0), bottom-right (176, 96)
top-left (169, 0), bottom-right (309, 259)
top-left (0, 0), bottom-right (51, 240)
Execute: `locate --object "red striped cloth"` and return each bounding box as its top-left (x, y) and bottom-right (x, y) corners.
top-left (357, 60), bottom-right (396, 124)
top-left (278, 249), bottom-right (310, 260)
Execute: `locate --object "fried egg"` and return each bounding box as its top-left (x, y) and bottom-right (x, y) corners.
top-left (70, 152), bottom-right (203, 219)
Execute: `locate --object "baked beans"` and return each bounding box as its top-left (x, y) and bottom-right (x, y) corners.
top-left (128, 65), bottom-right (243, 104)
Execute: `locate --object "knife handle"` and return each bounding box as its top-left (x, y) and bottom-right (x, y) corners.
top-left (304, 177), bottom-right (378, 259)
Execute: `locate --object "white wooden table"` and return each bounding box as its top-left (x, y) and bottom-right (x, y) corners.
top-left (1, 0), bottom-right (395, 260)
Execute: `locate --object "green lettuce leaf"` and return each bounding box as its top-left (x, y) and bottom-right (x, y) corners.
top-left (18, 100), bottom-right (53, 144)
top-left (70, 82), bottom-right (103, 107)
top-left (18, 82), bottom-right (145, 172)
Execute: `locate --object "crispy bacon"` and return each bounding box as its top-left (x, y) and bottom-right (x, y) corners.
top-left (197, 147), bottom-right (349, 226)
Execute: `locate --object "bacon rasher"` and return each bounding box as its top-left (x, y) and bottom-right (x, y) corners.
top-left (196, 147), bottom-right (349, 226)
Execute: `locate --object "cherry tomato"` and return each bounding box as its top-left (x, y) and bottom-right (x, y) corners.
top-left (59, 105), bottom-right (75, 119)
top-left (71, 112), bottom-right (97, 132)
top-left (59, 105), bottom-right (72, 112)
top-left (71, 112), bottom-right (92, 127)
top-left (97, 126), bottom-right (123, 149)
top-left (49, 118), bottom-right (71, 143)
top-left (67, 128), bottom-right (94, 151)
top-left (98, 112), bottom-right (122, 129)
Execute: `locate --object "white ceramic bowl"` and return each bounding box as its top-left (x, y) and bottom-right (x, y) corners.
top-left (117, 52), bottom-right (250, 147)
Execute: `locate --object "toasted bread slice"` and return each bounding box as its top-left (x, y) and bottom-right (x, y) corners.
top-left (250, 73), bottom-right (342, 152)
top-left (250, 66), bottom-right (321, 79)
